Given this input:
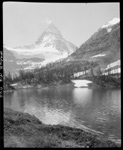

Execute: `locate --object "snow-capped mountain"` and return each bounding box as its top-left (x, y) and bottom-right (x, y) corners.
top-left (101, 18), bottom-right (120, 29)
top-left (100, 18), bottom-right (120, 33)
top-left (68, 18), bottom-right (120, 75)
top-left (4, 18), bottom-right (120, 77)
top-left (4, 23), bottom-right (77, 75)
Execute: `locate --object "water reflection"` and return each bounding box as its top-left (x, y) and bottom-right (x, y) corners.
top-left (23, 101), bottom-right (71, 125)
top-left (4, 92), bottom-right (14, 107)
top-left (109, 90), bottom-right (121, 114)
top-left (4, 87), bottom-right (121, 142)
top-left (73, 88), bottom-right (92, 107)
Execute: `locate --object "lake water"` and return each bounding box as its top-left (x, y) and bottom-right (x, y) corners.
top-left (4, 86), bottom-right (121, 143)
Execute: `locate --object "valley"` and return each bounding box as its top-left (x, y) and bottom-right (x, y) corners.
top-left (3, 7), bottom-right (121, 148)
top-left (3, 18), bottom-right (120, 91)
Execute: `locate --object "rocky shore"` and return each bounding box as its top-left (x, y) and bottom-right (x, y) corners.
top-left (4, 108), bottom-right (120, 148)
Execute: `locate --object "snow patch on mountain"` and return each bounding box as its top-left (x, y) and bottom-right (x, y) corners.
top-left (104, 59), bottom-right (120, 70)
top-left (41, 52), bottom-right (68, 66)
top-left (71, 80), bottom-right (92, 87)
top-left (107, 28), bottom-right (112, 32)
top-left (22, 51), bottom-right (68, 70)
top-left (17, 61), bottom-right (33, 65)
top-left (90, 53), bottom-right (106, 58)
top-left (101, 60), bottom-right (120, 75)
top-left (5, 45), bottom-right (59, 54)
top-left (74, 70), bottom-right (89, 78)
top-left (102, 67), bottom-right (120, 75)
top-left (101, 18), bottom-right (120, 29)
top-left (42, 35), bottom-right (56, 44)
top-left (5, 43), bottom-right (69, 67)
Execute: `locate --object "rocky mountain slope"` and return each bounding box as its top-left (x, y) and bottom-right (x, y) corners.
top-left (68, 18), bottom-right (120, 75)
top-left (4, 18), bottom-right (120, 77)
top-left (4, 47), bottom-right (19, 75)
top-left (3, 46), bottom-right (44, 75)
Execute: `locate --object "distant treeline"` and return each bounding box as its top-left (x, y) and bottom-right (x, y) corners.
top-left (4, 59), bottom-right (98, 86)
top-left (4, 58), bottom-right (120, 88)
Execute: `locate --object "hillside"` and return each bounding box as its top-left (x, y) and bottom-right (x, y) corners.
top-left (68, 18), bottom-right (120, 73)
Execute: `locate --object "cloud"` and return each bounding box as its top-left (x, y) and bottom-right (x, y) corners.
top-left (39, 18), bottom-right (52, 29)
top-left (46, 18), bottom-right (52, 25)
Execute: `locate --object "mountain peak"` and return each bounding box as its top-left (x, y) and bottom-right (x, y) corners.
top-left (47, 22), bottom-right (57, 28)
top-left (44, 23), bottom-right (62, 35)
top-left (101, 18), bottom-right (120, 29)
top-left (35, 23), bottom-right (62, 45)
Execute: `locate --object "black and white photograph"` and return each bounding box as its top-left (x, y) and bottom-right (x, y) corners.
top-left (3, 2), bottom-right (120, 148)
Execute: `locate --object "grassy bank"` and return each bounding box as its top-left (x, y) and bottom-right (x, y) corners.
top-left (4, 108), bottom-right (119, 148)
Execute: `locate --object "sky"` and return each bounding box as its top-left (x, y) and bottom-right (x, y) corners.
top-left (3, 2), bottom-right (120, 48)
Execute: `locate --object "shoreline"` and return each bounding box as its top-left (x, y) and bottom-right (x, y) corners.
top-left (4, 82), bottom-right (75, 91)
top-left (4, 89), bottom-right (15, 93)
top-left (3, 79), bottom-right (121, 92)
top-left (4, 108), bottom-right (120, 148)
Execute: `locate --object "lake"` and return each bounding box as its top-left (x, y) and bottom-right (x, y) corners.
top-left (4, 86), bottom-right (121, 144)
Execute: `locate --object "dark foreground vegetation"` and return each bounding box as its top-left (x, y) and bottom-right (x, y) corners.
top-left (4, 108), bottom-right (120, 148)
